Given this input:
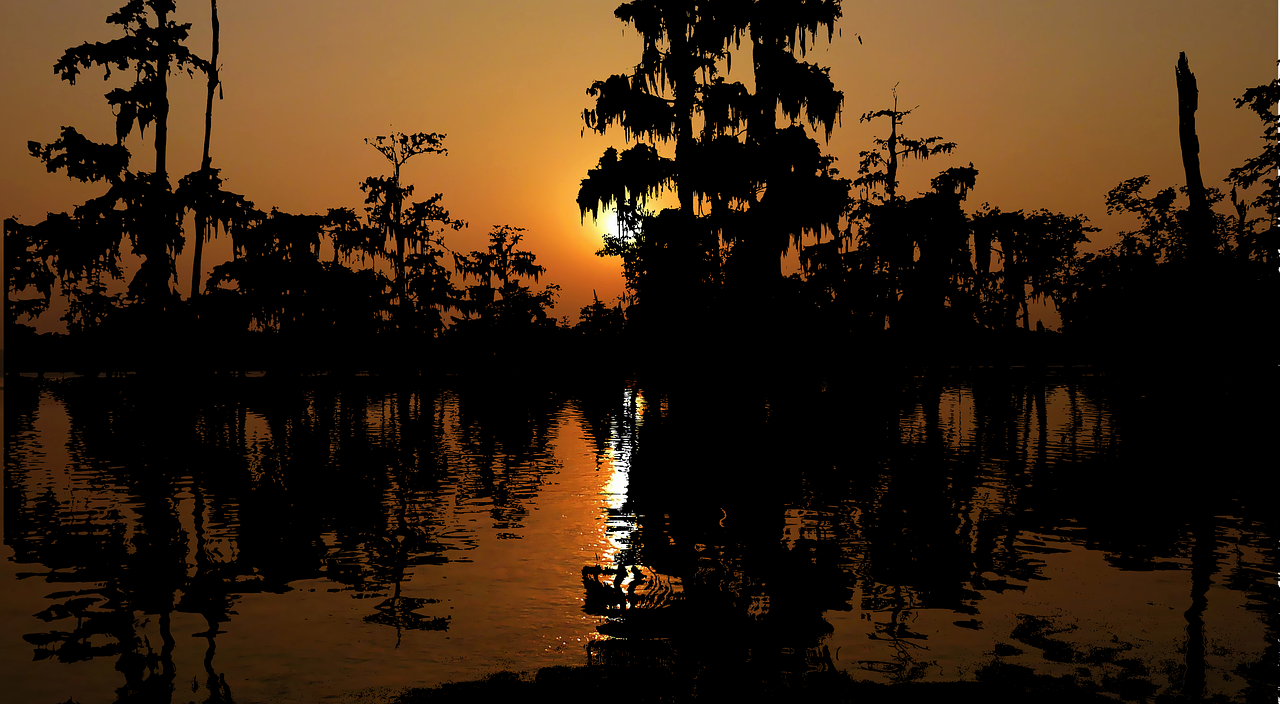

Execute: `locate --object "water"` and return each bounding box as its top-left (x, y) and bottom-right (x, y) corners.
top-left (2, 374), bottom-right (1275, 703)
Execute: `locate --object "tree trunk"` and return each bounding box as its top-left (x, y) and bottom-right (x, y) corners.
top-left (664, 9), bottom-right (700, 331)
top-left (191, 0), bottom-right (219, 299)
top-left (748, 33), bottom-right (777, 149)
top-left (156, 6), bottom-right (169, 183)
top-left (395, 232), bottom-right (406, 320)
top-left (1176, 52), bottom-right (1212, 259)
top-left (392, 162), bottom-right (408, 327)
top-left (886, 112), bottom-right (899, 200)
top-left (129, 3), bottom-right (174, 308)
top-left (669, 11), bottom-right (695, 216)
top-left (736, 32), bottom-right (785, 299)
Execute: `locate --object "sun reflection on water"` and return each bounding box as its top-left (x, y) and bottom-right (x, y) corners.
top-left (598, 386), bottom-right (641, 576)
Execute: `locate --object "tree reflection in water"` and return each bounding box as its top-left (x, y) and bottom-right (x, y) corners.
top-left (573, 372), bottom-right (1275, 699)
top-left (3, 372), bottom-right (1275, 702)
top-left (5, 377), bottom-right (568, 702)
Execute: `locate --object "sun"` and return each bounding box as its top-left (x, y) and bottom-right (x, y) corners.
top-left (580, 205), bottom-right (624, 246)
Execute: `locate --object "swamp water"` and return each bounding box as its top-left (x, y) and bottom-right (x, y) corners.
top-left (2, 374), bottom-right (1275, 703)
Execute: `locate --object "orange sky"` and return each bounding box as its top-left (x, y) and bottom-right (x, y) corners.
top-left (2, 0), bottom-right (1276, 345)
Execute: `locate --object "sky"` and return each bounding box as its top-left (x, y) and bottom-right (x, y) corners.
top-left (2, 0), bottom-right (1276, 346)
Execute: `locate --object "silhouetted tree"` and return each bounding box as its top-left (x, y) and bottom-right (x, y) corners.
top-left (361, 131), bottom-right (466, 333)
top-left (845, 90), bottom-right (959, 330)
top-left (828, 91), bottom-right (1100, 336)
top-left (1109, 176), bottom-right (1239, 261)
top-left (895, 166), bottom-right (981, 332)
top-left (971, 205), bottom-right (1096, 331)
top-left (1058, 176), bottom-right (1236, 338)
top-left (853, 86), bottom-right (957, 203)
top-left (1224, 62), bottom-right (1280, 263)
top-left (189, 127), bottom-right (476, 366)
top-left (204, 207), bottom-right (403, 343)
top-left (34, 0), bottom-right (208, 309)
top-left (1059, 63), bottom-right (1276, 350)
top-left (452, 225), bottom-right (559, 332)
top-left (578, 2), bottom-right (724, 325)
top-left (12, 137), bottom-right (133, 334)
top-left (574, 291), bottom-right (628, 340)
top-left (4, 216), bottom-right (63, 335)
top-left (205, 208), bottom-right (315, 335)
top-left (725, 2), bottom-right (848, 300)
top-left (579, 1), bottom-right (850, 335)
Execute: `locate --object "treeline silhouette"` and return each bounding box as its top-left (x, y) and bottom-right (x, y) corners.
top-left (5, 1), bottom-right (1277, 377)
top-left (4, 1), bottom-right (573, 376)
top-left (575, 4), bottom-right (1277, 374)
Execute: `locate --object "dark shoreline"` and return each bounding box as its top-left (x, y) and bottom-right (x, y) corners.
top-left (385, 660), bottom-right (1217, 703)
top-left (5, 324), bottom-right (1267, 383)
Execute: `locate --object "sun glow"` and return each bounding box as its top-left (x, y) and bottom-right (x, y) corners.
top-left (590, 207), bottom-right (623, 243)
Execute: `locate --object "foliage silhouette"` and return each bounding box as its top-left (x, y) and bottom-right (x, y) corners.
top-left (970, 206), bottom-right (1096, 331)
top-left (4, 9), bottom-right (1279, 702)
top-left (5, 214), bottom-right (85, 333)
top-left (6, 15), bottom-right (1279, 378)
top-left (38, 0), bottom-right (208, 310)
top-left (1059, 55), bottom-right (1276, 362)
top-left (852, 85), bottom-right (956, 203)
top-left (450, 225), bottom-right (561, 363)
top-left (1224, 61), bottom-right (1280, 262)
top-left (361, 131), bottom-right (467, 335)
top-left (579, 1), bottom-right (851, 339)
top-left (573, 291), bottom-right (627, 341)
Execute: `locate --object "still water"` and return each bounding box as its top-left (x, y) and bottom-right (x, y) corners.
top-left (2, 374), bottom-right (1275, 703)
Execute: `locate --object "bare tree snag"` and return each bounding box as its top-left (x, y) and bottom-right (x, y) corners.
top-left (1176, 52), bottom-right (1212, 258)
top-left (191, 0), bottom-right (220, 298)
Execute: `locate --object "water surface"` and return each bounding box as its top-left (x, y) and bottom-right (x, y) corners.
top-left (2, 374), bottom-right (1275, 702)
